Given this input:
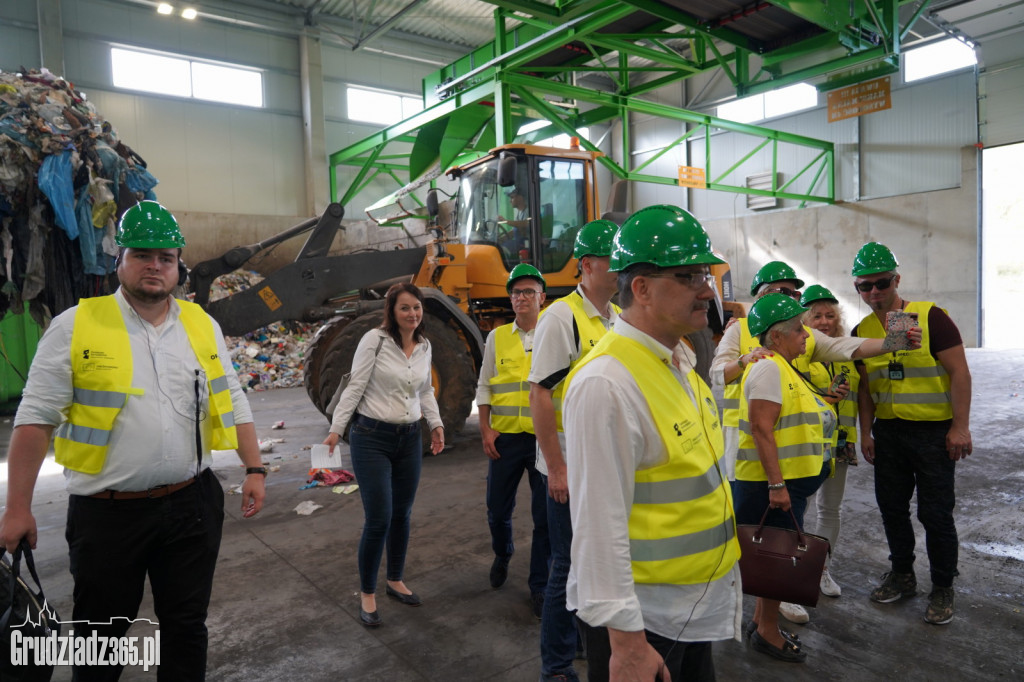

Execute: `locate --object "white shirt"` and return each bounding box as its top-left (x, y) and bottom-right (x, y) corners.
top-left (528, 285), bottom-right (617, 476)
top-left (330, 328), bottom-right (443, 433)
top-left (475, 320), bottom-right (534, 408)
top-left (564, 318), bottom-right (742, 642)
top-left (14, 289), bottom-right (253, 495)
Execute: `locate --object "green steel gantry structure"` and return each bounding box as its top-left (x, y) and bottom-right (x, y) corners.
top-left (330, 0), bottom-right (935, 210)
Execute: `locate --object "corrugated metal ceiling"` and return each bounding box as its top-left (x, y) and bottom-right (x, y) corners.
top-left (259, 1), bottom-right (1024, 55)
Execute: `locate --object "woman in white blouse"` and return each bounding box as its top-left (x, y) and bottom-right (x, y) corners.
top-left (324, 283), bottom-right (445, 627)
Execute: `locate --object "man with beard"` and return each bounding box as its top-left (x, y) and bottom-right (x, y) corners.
top-left (0, 201), bottom-right (265, 680)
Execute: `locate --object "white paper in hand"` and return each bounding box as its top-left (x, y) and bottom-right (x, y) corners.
top-left (311, 444), bottom-right (343, 469)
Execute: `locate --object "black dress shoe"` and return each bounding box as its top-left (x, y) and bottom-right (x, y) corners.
top-left (360, 608), bottom-right (382, 627)
top-left (490, 556), bottom-right (509, 588)
top-left (385, 585), bottom-right (422, 606)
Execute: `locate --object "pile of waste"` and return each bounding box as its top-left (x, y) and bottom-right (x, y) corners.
top-left (203, 270), bottom-right (318, 391)
top-left (0, 67), bottom-right (158, 325)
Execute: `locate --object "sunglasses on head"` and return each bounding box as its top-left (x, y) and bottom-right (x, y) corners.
top-left (855, 275), bottom-right (896, 292)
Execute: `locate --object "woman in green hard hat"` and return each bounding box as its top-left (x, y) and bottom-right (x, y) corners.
top-left (801, 284), bottom-right (859, 599)
top-left (734, 293), bottom-right (836, 664)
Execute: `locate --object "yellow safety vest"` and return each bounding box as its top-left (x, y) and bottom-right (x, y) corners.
top-left (488, 323), bottom-right (533, 434)
top-left (807, 360), bottom-right (859, 445)
top-left (855, 302), bottom-right (952, 421)
top-left (722, 318), bottom-right (816, 428)
top-left (736, 353), bottom-right (832, 481)
top-left (567, 332), bottom-right (739, 584)
top-left (550, 291), bottom-right (619, 432)
top-left (55, 296), bottom-right (238, 474)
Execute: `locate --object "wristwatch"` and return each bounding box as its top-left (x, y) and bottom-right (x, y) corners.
top-left (737, 355), bottom-right (747, 371)
top-left (767, 481), bottom-right (786, 490)
top-left (245, 467), bottom-right (268, 476)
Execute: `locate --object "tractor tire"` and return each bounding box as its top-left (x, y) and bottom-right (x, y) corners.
top-left (421, 313), bottom-right (476, 437)
top-left (685, 326), bottom-right (716, 385)
top-left (305, 313), bottom-right (383, 418)
top-left (303, 312), bottom-right (476, 441)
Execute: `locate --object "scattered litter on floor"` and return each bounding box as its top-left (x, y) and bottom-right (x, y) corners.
top-left (271, 421), bottom-right (285, 429)
top-left (311, 443), bottom-right (342, 469)
top-left (334, 484), bottom-right (359, 495)
top-left (299, 481), bottom-right (318, 490)
top-left (308, 468), bottom-right (354, 486)
top-left (226, 484), bottom-right (243, 495)
top-left (258, 439), bottom-right (275, 453)
top-left (293, 500), bottom-right (322, 515)
top-left (268, 465), bottom-right (281, 473)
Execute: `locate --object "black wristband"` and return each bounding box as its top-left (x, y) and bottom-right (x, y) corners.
top-left (246, 467), bottom-right (268, 476)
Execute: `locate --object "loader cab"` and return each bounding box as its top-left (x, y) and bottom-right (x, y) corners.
top-left (451, 146), bottom-right (596, 279)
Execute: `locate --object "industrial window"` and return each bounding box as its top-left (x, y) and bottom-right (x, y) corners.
top-left (717, 83), bottom-right (818, 123)
top-left (110, 47), bottom-right (264, 107)
top-left (347, 86), bottom-right (423, 125)
top-left (904, 39), bottom-right (977, 83)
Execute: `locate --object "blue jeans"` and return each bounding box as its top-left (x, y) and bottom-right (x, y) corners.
top-left (349, 415), bottom-right (423, 594)
top-left (872, 418), bottom-right (959, 587)
top-left (540, 474), bottom-right (578, 678)
top-left (66, 468), bottom-right (223, 681)
top-left (733, 461), bottom-right (830, 529)
top-left (486, 432), bottom-right (550, 595)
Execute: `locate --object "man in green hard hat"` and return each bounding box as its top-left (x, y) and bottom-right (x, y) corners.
top-left (475, 264), bottom-right (550, 618)
top-left (529, 218), bottom-right (619, 682)
top-left (563, 205), bottom-right (736, 681)
top-left (0, 201), bottom-right (266, 679)
top-left (850, 241), bottom-right (972, 626)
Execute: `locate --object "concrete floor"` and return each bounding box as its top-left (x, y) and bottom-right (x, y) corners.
top-left (2, 348), bottom-right (1022, 681)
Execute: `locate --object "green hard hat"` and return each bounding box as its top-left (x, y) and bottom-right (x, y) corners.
top-left (800, 284), bottom-right (839, 307)
top-left (573, 219), bottom-right (618, 259)
top-left (507, 263), bottom-right (546, 293)
top-left (116, 201), bottom-right (186, 248)
top-left (851, 242), bottom-right (899, 276)
top-left (747, 293), bottom-right (807, 337)
top-left (609, 205), bottom-right (725, 272)
top-left (750, 261), bottom-right (804, 296)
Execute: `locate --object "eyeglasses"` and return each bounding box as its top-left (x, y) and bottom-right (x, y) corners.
top-left (764, 286), bottom-right (801, 299)
top-left (510, 289), bottom-right (541, 299)
top-left (650, 271), bottom-right (716, 290)
top-left (854, 275), bottom-right (896, 293)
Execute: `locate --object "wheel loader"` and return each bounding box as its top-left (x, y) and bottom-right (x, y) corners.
top-left (190, 142), bottom-right (742, 439)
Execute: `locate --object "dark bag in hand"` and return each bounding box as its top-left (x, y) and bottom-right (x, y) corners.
top-left (1, 539), bottom-right (61, 681)
top-left (737, 506), bottom-right (830, 608)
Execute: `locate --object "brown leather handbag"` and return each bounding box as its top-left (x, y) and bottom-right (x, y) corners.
top-left (737, 507), bottom-right (830, 607)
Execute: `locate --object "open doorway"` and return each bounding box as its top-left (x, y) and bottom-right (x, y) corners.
top-left (982, 142), bottom-right (1024, 348)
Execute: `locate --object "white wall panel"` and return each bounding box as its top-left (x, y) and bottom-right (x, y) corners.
top-left (983, 62), bottom-right (1024, 147)
top-left (861, 71), bottom-right (975, 198)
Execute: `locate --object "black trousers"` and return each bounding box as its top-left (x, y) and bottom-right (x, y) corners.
top-left (66, 468), bottom-right (224, 681)
top-left (872, 417), bottom-right (959, 587)
top-left (579, 617), bottom-right (716, 682)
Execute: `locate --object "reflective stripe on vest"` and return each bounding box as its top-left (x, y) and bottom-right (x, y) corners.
top-left (855, 302), bottom-right (952, 421)
top-left (807, 360), bottom-right (860, 444)
top-left (567, 332), bottom-right (739, 585)
top-left (722, 318), bottom-right (816, 428)
top-left (550, 291), bottom-right (618, 433)
top-left (736, 353), bottom-right (832, 482)
top-left (488, 323), bottom-right (533, 434)
top-left (55, 296), bottom-right (238, 474)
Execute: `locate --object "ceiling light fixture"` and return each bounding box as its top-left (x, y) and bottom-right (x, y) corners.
top-left (157, 3), bottom-right (173, 15)
top-left (181, 8), bottom-right (197, 20)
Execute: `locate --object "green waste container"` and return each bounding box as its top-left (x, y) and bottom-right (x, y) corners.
top-left (1, 303), bottom-right (43, 414)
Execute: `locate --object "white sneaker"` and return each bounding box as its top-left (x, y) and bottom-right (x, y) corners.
top-left (820, 568), bottom-right (842, 597)
top-left (779, 602), bottom-right (810, 624)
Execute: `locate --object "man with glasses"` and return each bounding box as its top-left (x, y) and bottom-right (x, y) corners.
top-left (562, 205), bottom-right (739, 682)
top-left (850, 242), bottom-right (972, 626)
top-left (530, 219), bottom-right (620, 682)
top-left (476, 264), bottom-right (550, 619)
top-left (710, 260), bottom-right (878, 627)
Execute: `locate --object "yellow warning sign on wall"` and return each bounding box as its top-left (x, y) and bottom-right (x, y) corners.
top-left (827, 76), bottom-right (892, 123)
top-left (678, 166), bottom-right (707, 189)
